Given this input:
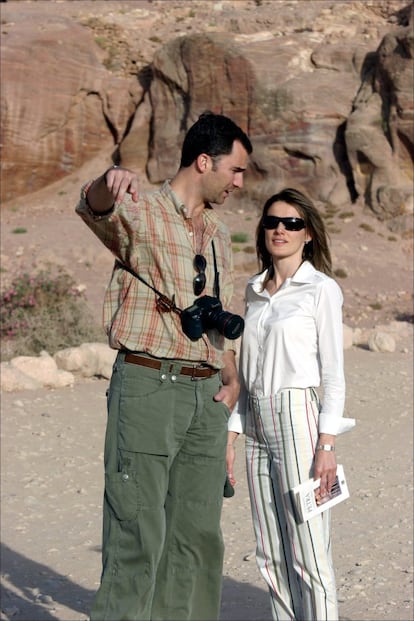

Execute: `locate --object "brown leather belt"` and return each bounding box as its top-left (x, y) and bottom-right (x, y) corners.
top-left (124, 353), bottom-right (219, 379)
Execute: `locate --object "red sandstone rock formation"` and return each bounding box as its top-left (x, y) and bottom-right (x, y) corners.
top-left (1, 0), bottom-right (412, 229)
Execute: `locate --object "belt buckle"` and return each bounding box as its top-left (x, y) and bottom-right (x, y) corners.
top-left (190, 364), bottom-right (209, 380)
top-left (190, 366), bottom-right (200, 380)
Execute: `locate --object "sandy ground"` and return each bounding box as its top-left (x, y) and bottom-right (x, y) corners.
top-left (1, 150), bottom-right (413, 621)
top-left (1, 149), bottom-right (413, 621)
top-left (1, 341), bottom-right (413, 621)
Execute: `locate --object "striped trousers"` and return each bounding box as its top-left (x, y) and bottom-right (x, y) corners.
top-left (245, 388), bottom-right (338, 621)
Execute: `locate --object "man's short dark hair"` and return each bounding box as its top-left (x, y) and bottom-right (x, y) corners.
top-left (180, 111), bottom-right (252, 168)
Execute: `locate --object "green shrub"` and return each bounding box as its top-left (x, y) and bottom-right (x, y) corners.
top-left (333, 268), bottom-right (348, 279)
top-left (327, 225), bottom-right (342, 234)
top-left (359, 222), bottom-right (375, 232)
top-left (338, 211), bottom-right (355, 219)
top-left (324, 204), bottom-right (339, 216)
top-left (12, 227), bottom-right (27, 234)
top-left (0, 266), bottom-right (104, 361)
top-left (369, 302), bottom-right (382, 310)
top-left (231, 232), bottom-right (249, 243)
top-left (94, 36), bottom-right (107, 49)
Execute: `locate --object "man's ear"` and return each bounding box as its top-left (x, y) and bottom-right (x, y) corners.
top-left (196, 153), bottom-right (210, 172)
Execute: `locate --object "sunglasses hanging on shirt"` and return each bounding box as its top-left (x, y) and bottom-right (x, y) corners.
top-left (192, 242), bottom-right (220, 298)
top-left (114, 241), bottom-right (220, 312)
top-left (193, 254), bottom-right (207, 296)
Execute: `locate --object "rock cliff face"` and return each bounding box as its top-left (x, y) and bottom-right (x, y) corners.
top-left (345, 20), bottom-right (414, 228)
top-left (146, 32), bottom-right (367, 208)
top-left (1, 0), bottom-right (412, 229)
top-left (0, 8), bottom-right (143, 201)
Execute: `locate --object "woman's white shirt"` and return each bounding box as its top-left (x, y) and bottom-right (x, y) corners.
top-left (228, 261), bottom-right (355, 436)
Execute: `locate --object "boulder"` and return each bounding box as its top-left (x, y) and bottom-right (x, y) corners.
top-left (1, 351), bottom-right (74, 391)
top-left (343, 324), bottom-right (354, 350)
top-left (54, 342), bottom-right (117, 379)
top-left (0, 364), bottom-right (42, 392)
top-left (9, 351), bottom-right (74, 387)
top-left (368, 330), bottom-right (397, 352)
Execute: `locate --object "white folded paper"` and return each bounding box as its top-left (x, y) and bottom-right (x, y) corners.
top-left (291, 464), bottom-right (350, 523)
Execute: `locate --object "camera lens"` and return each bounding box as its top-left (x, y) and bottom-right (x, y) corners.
top-left (181, 296), bottom-right (245, 341)
top-left (214, 311), bottom-right (244, 340)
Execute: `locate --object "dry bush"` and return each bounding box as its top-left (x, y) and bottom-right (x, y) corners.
top-left (1, 266), bottom-right (105, 361)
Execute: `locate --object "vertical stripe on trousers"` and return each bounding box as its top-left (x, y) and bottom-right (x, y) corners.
top-left (245, 388), bottom-right (338, 621)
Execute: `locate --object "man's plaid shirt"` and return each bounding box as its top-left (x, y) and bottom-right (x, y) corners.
top-left (76, 180), bottom-right (237, 369)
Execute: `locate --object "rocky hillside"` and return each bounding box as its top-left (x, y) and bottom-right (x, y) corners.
top-left (1, 0), bottom-right (413, 233)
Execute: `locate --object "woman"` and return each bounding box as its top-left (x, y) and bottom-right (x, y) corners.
top-left (227, 188), bottom-right (355, 621)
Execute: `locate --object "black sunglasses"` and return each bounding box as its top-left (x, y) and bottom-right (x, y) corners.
top-left (262, 215), bottom-right (305, 231)
top-left (193, 254), bottom-right (207, 296)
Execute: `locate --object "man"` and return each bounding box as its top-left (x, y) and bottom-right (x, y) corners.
top-left (76, 112), bottom-right (252, 621)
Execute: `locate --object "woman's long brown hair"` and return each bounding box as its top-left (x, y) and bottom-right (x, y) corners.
top-left (256, 188), bottom-right (333, 288)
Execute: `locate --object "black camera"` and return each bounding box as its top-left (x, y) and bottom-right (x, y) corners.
top-left (180, 296), bottom-right (244, 341)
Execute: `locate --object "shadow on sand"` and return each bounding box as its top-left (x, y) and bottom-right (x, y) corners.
top-left (1, 543), bottom-right (354, 621)
top-left (1, 542), bottom-right (271, 621)
top-left (1, 543), bottom-right (93, 620)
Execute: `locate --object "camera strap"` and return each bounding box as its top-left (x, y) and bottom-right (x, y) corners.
top-left (211, 240), bottom-right (220, 299)
top-left (114, 259), bottom-right (182, 315)
top-left (114, 240), bottom-right (220, 314)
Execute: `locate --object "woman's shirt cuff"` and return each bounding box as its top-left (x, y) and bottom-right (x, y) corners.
top-left (228, 410), bottom-right (245, 434)
top-left (319, 413), bottom-right (356, 436)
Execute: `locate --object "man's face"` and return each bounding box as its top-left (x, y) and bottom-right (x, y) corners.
top-left (205, 140), bottom-right (249, 205)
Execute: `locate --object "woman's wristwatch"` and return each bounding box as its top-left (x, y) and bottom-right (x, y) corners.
top-left (316, 444), bottom-right (335, 451)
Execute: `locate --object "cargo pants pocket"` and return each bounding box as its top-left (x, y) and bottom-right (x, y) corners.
top-left (104, 470), bottom-right (139, 522)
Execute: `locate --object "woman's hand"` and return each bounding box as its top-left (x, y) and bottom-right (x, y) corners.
top-left (226, 431), bottom-right (238, 487)
top-left (313, 434), bottom-right (337, 498)
top-left (214, 350), bottom-right (240, 412)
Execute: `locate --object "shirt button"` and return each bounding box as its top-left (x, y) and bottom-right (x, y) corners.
top-left (171, 375), bottom-right (177, 382)
top-left (121, 473), bottom-right (129, 482)
top-left (161, 373), bottom-right (167, 380)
